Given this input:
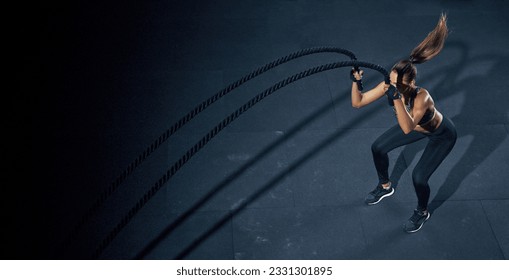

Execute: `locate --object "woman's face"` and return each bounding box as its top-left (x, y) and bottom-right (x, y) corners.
top-left (390, 70), bottom-right (415, 93)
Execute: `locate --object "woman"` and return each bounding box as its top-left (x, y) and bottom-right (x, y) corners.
top-left (350, 14), bottom-right (457, 233)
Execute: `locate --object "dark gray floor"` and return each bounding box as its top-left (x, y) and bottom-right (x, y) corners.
top-left (32, 0), bottom-right (509, 260)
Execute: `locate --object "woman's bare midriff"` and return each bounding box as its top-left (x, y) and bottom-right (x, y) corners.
top-left (414, 110), bottom-right (443, 134)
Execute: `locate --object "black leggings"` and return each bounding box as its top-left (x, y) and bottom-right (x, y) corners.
top-left (371, 117), bottom-right (457, 210)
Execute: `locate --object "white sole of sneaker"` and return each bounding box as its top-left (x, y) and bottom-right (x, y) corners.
top-left (366, 188), bottom-right (395, 205)
top-left (405, 212), bottom-right (431, 233)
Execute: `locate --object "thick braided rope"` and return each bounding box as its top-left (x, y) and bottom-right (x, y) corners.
top-left (92, 60), bottom-right (389, 259)
top-left (65, 47), bottom-right (359, 246)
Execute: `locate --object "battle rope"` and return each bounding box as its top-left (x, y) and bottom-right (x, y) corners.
top-left (64, 47), bottom-right (361, 250)
top-left (92, 60), bottom-right (390, 258)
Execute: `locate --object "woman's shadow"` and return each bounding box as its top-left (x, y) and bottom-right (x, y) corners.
top-left (389, 41), bottom-right (509, 213)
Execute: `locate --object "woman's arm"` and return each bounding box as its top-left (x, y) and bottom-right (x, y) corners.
top-left (392, 89), bottom-right (431, 134)
top-left (351, 80), bottom-right (387, 108)
top-left (350, 68), bottom-right (388, 108)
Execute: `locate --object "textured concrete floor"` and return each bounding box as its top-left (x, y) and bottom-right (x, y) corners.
top-left (29, 0), bottom-right (509, 259)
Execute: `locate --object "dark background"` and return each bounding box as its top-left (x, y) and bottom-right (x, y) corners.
top-left (24, 0), bottom-right (509, 259)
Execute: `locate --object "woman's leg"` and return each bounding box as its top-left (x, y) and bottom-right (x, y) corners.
top-left (412, 118), bottom-right (457, 211)
top-left (405, 117), bottom-right (457, 233)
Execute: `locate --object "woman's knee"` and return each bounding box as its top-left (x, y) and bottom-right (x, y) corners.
top-left (412, 169), bottom-right (429, 188)
top-left (371, 140), bottom-right (386, 155)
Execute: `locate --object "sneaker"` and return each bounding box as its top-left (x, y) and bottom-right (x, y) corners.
top-left (404, 209), bottom-right (431, 233)
top-left (364, 184), bottom-right (394, 205)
